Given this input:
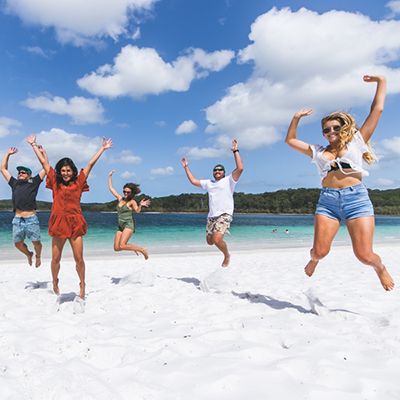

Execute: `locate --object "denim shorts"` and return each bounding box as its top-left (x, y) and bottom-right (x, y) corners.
top-left (12, 215), bottom-right (41, 243)
top-left (315, 183), bottom-right (374, 221)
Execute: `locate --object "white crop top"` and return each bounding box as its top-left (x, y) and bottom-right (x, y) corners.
top-left (310, 131), bottom-right (370, 180)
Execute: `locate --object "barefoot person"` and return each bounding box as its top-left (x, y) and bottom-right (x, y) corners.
top-left (1, 147), bottom-right (46, 267)
top-left (27, 134), bottom-right (112, 298)
top-left (181, 139), bottom-right (244, 267)
top-left (285, 75), bottom-right (394, 291)
top-left (108, 170), bottom-right (150, 259)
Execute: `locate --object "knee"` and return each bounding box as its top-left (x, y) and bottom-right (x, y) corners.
top-left (206, 236), bottom-right (214, 245)
top-left (114, 245), bottom-right (121, 252)
top-left (74, 256), bottom-right (84, 265)
top-left (354, 250), bottom-right (375, 266)
top-left (52, 256), bottom-right (62, 264)
top-left (312, 246), bottom-right (330, 260)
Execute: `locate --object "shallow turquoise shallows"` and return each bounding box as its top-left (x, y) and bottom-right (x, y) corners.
top-left (0, 211), bottom-right (399, 258)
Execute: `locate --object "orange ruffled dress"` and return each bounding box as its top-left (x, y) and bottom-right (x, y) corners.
top-left (46, 167), bottom-right (89, 238)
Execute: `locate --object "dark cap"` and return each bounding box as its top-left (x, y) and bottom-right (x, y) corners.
top-left (16, 166), bottom-right (32, 175)
top-left (213, 164), bottom-right (225, 172)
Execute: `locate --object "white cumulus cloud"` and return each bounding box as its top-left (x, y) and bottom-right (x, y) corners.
top-left (34, 128), bottom-right (104, 163)
top-left (176, 120), bottom-right (197, 135)
top-left (120, 170), bottom-right (136, 179)
top-left (23, 95), bottom-right (105, 124)
top-left (150, 166), bottom-right (174, 176)
top-left (4, 0), bottom-right (157, 46)
top-left (204, 7), bottom-right (400, 151)
top-left (178, 146), bottom-right (226, 160)
top-left (386, 0), bottom-right (400, 16)
top-left (77, 45), bottom-right (235, 98)
top-left (111, 150), bottom-right (142, 164)
top-left (0, 117), bottom-right (21, 138)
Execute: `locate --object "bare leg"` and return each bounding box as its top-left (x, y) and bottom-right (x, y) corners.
top-left (14, 241), bottom-right (33, 266)
top-left (115, 228), bottom-right (148, 260)
top-left (347, 217), bottom-right (394, 291)
top-left (69, 236), bottom-right (86, 299)
top-left (32, 240), bottom-right (42, 268)
top-left (51, 237), bottom-right (66, 295)
top-left (305, 215), bottom-right (340, 276)
top-left (211, 232), bottom-right (230, 267)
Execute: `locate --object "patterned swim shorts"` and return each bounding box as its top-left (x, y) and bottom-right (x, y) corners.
top-left (206, 213), bottom-right (233, 235)
top-left (12, 215), bottom-right (41, 243)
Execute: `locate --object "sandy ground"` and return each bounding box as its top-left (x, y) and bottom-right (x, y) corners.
top-left (1, 244), bottom-right (399, 400)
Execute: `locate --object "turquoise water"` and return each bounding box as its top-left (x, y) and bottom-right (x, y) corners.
top-left (1, 211), bottom-right (399, 257)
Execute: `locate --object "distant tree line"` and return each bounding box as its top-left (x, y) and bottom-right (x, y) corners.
top-left (1, 188), bottom-right (399, 214)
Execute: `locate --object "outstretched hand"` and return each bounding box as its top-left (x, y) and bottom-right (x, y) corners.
top-left (25, 134), bottom-right (36, 145)
top-left (140, 198), bottom-right (151, 208)
top-left (7, 147), bottom-right (18, 156)
top-left (181, 157), bottom-right (189, 168)
top-left (108, 170), bottom-right (115, 177)
top-left (102, 138), bottom-right (113, 150)
top-left (363, 75), bottom-right (385, 83)
top-left (231, 139), bottom-right (238, 152)
top-left (294, 109), bottom-right (313, 119)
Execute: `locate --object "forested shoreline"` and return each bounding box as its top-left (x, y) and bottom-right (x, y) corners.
top-left (1, 188), bottom-right (400, 215)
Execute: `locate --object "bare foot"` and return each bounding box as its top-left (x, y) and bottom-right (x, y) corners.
top-left (373, 266), bottom-right (395, 291)
top-left (27, 251), bottom-right (34, 266)
top-left (141, 248), bottom-right (149, 260)
top-left (53, 279), bottom-right (60, 296)
top-left (305, 259), bottom-right (319, 277)
top-left (35, 255), bottom-right (41, 268)
top-left (222, 254), bottom-right (230, 267)
top-left (79, 282), bottom-right (86, 299)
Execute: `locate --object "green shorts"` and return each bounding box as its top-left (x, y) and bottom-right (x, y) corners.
top-left (118, 219), bottom-right (135, 232)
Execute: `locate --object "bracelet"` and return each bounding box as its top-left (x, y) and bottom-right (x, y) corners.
top-left (31, 143), bottom-right (38, 147)
top-left (233, 149), bottom-right (239, 153)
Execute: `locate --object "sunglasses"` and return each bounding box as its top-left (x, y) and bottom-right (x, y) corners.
top-left (18, 171), bottom-right (28, 175)
top-left (322, 125), bottom-right (341, 135)
top-left (213, 168), bottom-right (224, 172)
top-left (123, 190), bottom-right (132, 194)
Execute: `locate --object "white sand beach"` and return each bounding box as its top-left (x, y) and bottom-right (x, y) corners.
top-left (1, 244), bottom-right (400, 400)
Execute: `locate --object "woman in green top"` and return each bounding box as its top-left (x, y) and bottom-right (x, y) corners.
top-left (108, 170), bottom-right (151, 259)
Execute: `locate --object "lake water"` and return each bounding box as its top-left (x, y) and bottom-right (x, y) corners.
top-left (1, 211), bottom-right (399, 259)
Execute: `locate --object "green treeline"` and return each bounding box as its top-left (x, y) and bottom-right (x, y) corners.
top-left (1, 188), bottom-right (400, 214)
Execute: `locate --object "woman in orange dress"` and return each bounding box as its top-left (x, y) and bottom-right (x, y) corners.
top-left (27, 134), bottom-right (112, 299)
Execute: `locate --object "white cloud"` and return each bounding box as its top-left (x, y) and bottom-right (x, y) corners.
top-left (178, 146), bottom-right (226, 160)
top-left (131, 27), bottom-right (141, 40)
top-left (35, 128), bottom-right (104, 163)
top-left (5, 0), bottom-right (157, 46)
top-left (150, 166), bottom-right (174, 176)
top-left (379, 137), bottom-right (400, 157)
top-left (374, 178), bottom-right (395, 186)
top-left (120, 170), bottom-right (136, 179)
top-left (23, 95), bottom-right (105, 124)
top-left (155, 120), bottom-right (167, 127)
top-left (22, 46), bottom-right (52, 58)
top-left (0, 117), bottom-right (21, 138)
top-left (112, 150), bottom-right (142, 164)
top-left (386, 0), bottom-right (400, 16)
top-left (176, 120), bottom-right (197, 135)
top-left (204, 7), bottom-right (400, 151)
top-left (77, 45), bottom-right (235, 98)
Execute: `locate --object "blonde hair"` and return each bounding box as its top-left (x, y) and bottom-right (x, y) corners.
top-left (321, 111), bottom-right (376, 164)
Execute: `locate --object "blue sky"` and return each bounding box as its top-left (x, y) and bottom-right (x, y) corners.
top-left (1, 0), bottom-right (400, 202)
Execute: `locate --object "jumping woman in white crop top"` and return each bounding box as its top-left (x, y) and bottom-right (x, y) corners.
top-left (285, 75), bottom-right (394, 291)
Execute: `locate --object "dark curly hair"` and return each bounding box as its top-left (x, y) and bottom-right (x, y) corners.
top-left (123, 182), bottom-right (141, 201)
top-left (55, 158), bottom-right (78, 185)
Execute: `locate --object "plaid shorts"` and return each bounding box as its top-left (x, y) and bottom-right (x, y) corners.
top-left (206, 213), bottom-right (233, 235)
